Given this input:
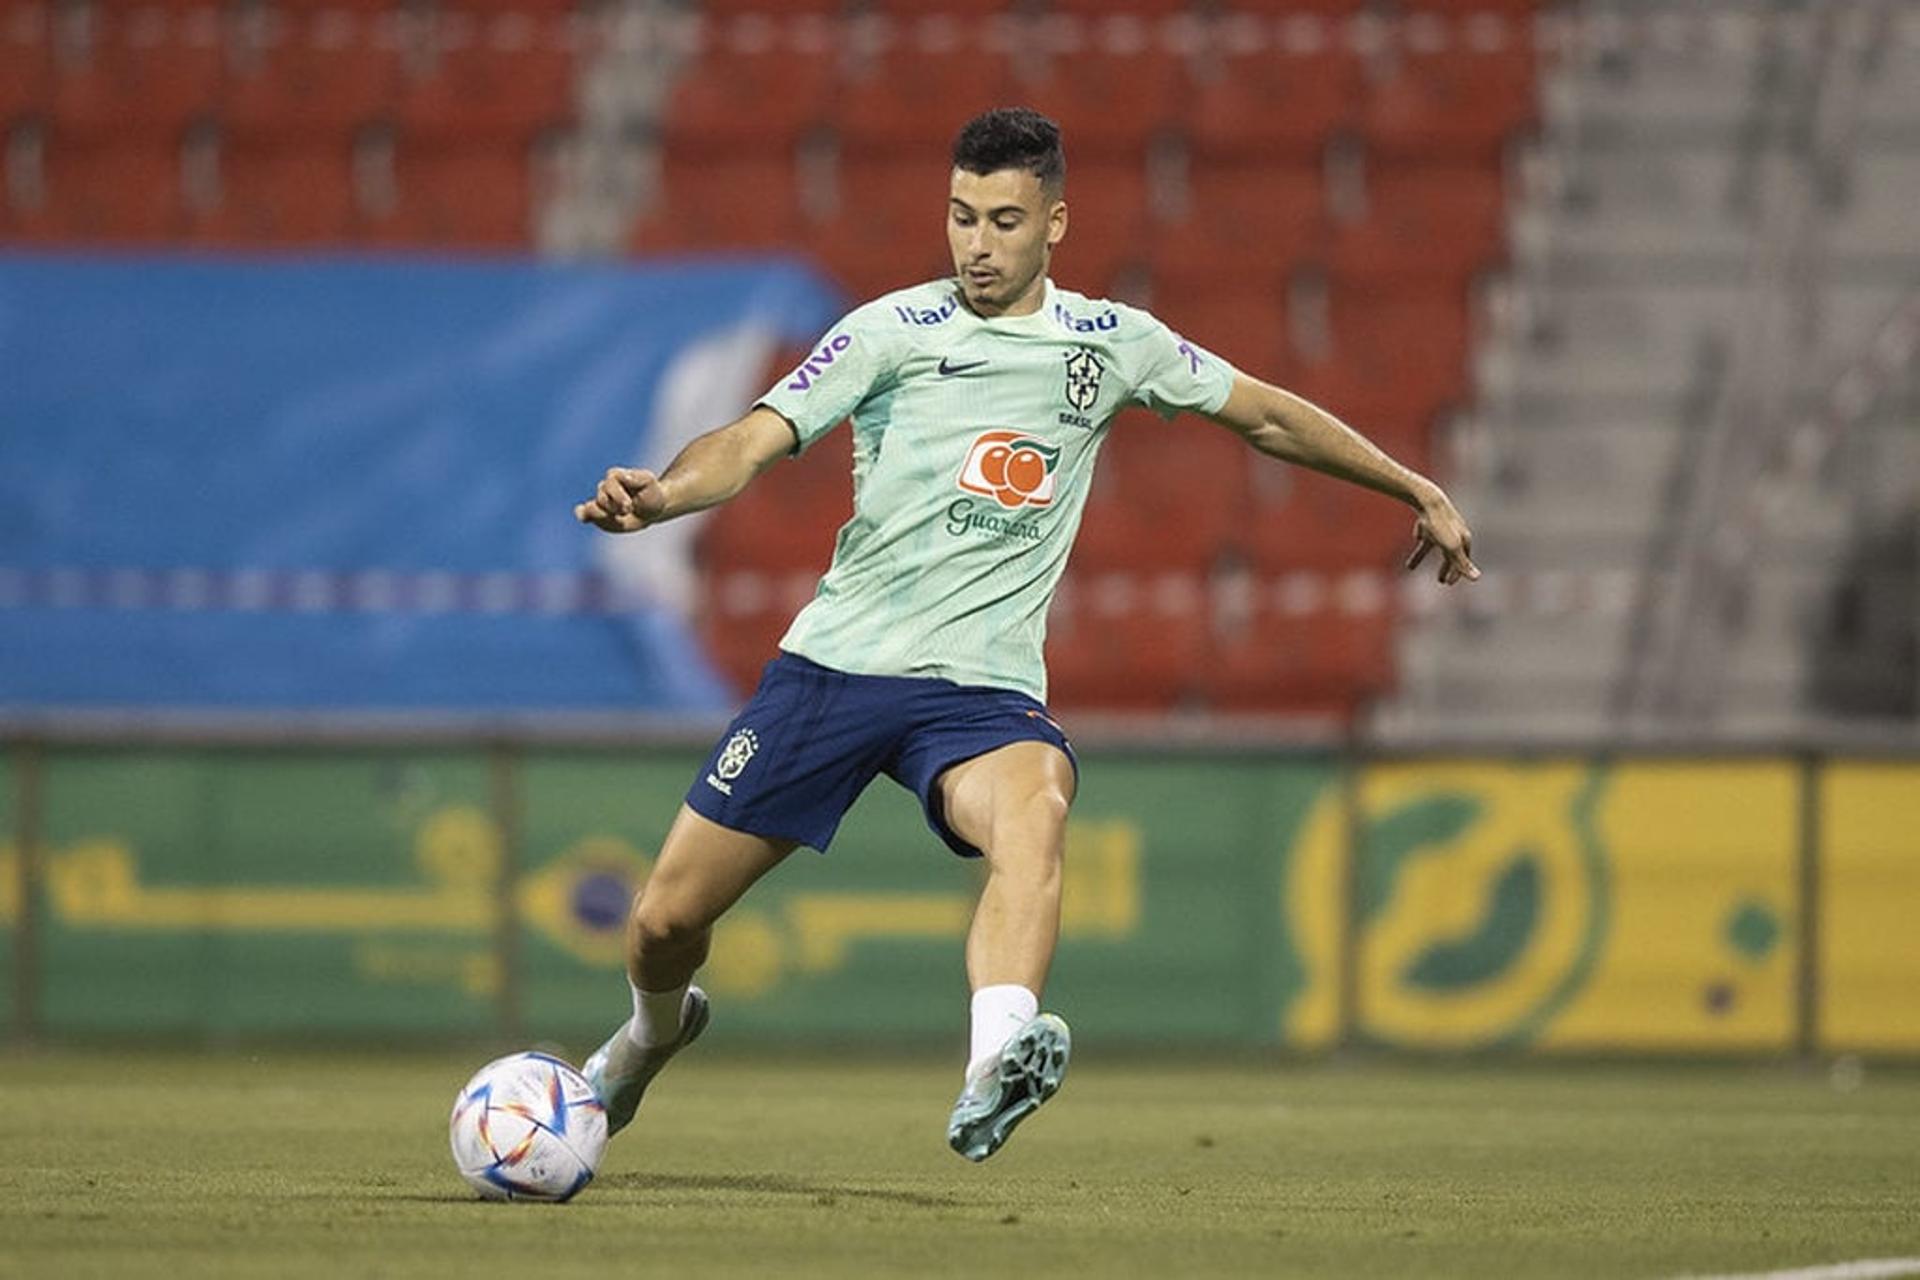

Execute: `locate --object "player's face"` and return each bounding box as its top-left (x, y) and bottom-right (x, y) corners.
top-left (948, 167), bottom-right (1066, 316)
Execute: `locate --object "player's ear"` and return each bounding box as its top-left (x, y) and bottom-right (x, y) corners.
top-left (1047, 196), bottom-right (1068, 248)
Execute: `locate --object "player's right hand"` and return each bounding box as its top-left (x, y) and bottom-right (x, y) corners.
top-left (574, 467), bottom-right (668, 533)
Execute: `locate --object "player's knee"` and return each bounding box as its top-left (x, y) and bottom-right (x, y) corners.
top-left (628, 895), bottom-right (710, 957)
top-left (1005, 783), bottom-right (1071, 843)
top-left (986, 787), bottom-right (1070, 882)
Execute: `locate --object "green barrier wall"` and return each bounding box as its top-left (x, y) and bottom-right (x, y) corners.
top-left (1, 750), bottom-right (14, 1030)
top-left (4, 747), bottom-right (1916, 1054)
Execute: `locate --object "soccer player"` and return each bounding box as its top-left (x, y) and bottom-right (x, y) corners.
top-left (574, 108), bottom-right (1478, 1162)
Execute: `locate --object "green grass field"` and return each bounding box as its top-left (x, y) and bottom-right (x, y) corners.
top-left (2, 1048), bottom-right (1915, 1279)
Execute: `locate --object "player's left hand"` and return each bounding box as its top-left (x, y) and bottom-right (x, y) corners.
top-left (1407, 486), bottom-right (1479, 586)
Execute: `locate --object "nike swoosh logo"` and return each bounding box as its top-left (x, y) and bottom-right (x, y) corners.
top-left (938, 357), bottom-right (988, 375)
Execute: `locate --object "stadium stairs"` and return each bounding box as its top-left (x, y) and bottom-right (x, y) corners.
top-left (1376, 0), bottom-right (1920, 742)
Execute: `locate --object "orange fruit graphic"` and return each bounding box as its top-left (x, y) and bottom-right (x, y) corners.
top-left (979, 443), bottom-right (1013, 488)
top-left (1005, 448), bottom-right (1047, 496)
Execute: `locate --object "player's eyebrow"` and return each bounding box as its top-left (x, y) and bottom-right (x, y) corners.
top-left (949, 198), bottom-right (1026, 219)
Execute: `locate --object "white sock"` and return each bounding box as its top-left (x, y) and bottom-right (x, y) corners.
top-left (966, 984), bottom-right (1038, 1079)
top-left (627, 981), bottom-right (688, 1049)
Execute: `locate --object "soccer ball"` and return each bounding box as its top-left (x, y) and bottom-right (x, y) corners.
top-left (449, 1051), bottom-right (609, 1202)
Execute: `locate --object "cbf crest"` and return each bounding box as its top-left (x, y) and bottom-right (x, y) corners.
top-left (1063, 348), bottom-right (1105, 412)
top-left (717, 728), bottom-right (759, 781)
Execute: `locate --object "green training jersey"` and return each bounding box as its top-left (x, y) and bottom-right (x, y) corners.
top-left (755, 277), bottom-right (1237, 703)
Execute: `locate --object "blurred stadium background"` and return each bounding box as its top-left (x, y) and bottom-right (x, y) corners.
top-left (8, 4), bottom-right (1920, 1275)
top-left (2, 0), bottom-right (1918, 1072)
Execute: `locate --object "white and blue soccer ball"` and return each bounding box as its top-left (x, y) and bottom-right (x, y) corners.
top-left (449, 1051), bottom-right (609, 1202)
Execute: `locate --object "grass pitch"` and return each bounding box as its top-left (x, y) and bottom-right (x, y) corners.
top-left (2, 1047), bottom-right (1915, 1279)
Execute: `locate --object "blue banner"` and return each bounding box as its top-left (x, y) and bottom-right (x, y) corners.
top-left (0, 252), bottom-right (843, 713)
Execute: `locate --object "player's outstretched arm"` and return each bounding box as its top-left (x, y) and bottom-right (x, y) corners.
top-left (573, 406), bottom-right (798, 534)
top-left (1208, 374), bottom-right (1480, 585)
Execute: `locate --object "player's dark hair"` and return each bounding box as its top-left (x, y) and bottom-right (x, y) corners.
top-left (951, 107), bottom-right (1065, 197)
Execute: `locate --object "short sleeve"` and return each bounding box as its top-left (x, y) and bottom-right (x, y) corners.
top-left (756, 303), bottom-right (899, 454)
top-left (1126, 315), bottom-right (1238, 422)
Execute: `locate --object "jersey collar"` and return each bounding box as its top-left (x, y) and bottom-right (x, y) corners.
top-left (967, 278), bottom-right (1058, 336)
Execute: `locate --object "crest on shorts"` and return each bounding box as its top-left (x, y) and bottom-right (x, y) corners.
top-left (716, 728), bottom-right (759, 781)
top-left (1063, 348), bottom-right (1105, 412)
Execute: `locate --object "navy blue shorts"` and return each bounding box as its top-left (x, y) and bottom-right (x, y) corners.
top-left (684, 651), bottom-right (1077, 857)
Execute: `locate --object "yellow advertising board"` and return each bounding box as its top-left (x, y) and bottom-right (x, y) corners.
top-left (1820, 763), bottom-right (1920, 1053)
top-left (1290, 760), bottom-right (1799, 1051)
top-left (1545, 762), bottom-right (1797, 1051)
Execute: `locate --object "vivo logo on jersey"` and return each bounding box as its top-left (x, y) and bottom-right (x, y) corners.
top-left (785, 334), bottom-right (854, 391)
top-left (895, 297), bottom-right (958, 326)
top-left (1052, 302), bottom-right (1119, 334)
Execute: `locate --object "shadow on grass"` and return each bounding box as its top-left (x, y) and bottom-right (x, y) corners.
top-left (595, 1171), bottom-right (962, 1210)
top-left (373, 1173), bottom-right (964, 1210)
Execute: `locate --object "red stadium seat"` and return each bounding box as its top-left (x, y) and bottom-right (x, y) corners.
top-left (1285, 360), bottom-right (1441, 473)
top-left (1239, 358), bottom-right (1441, 574)
top-left (696, 429), bottom-right (851, 574)
top-left (696, 578), bottom-right (801, 697)
top-left (1329, 161), bottom-right (1506, 289)
top-left (699, 0), bottom-right (845, 12)
top-left (804, 153), bottom-right (953, 298)
top-left (1325, 280), bottom-right (1472, 408)
top-left (1185, 48), bottom-right (1360, 161)
top-left (863, 0), bottom-right (1025, 11)
top-left (1200, 0), bottom-right (1367, 11)
top-left (435, 0), bottom-right (580, 12)
top-left (1147, 286), bottom-right (1289, 383)
top-left (264, 0), bottom-right (420, 9)
top-left (662, 47), bottom-right (837, 149)
top-left (634, 150), bottom-right (805, 254)
top-left (48, 11), bottom-right (223, 138)
top-left (1360, 48), bottom-right (1538, 162)
top-left (395, 11), bottom-right (575, 142)
top-left (1071, 409), bottom-right (1246, 572)
top-left (1397, 0), bottom-right (1543, 14)
top-left (0, 30), bottom-right (50, 127)
top-left (364, 139), bottom-right (535, 248)
top-left (1151, 160), bottom-right (1325, 301)
top-left (834, 153), bottom-right (949, 242)
top-left (697, 482), bottom-right (848, 577)
top-left (835, 50), bottom-right (1016, 152)
top-left (1049, 160), bottom-right (1148, 297)
top-left (28, 133), bottom-right (187, 242)
top-left (222, 14), bottom-right (400, 137)
top-left (805, 226), bottom-right (951, 305)
top-left (1239, 465), bottom-right (1413, 574)
top-left (1044, 0), bottom-right (1195, 12)
top-left (191, 133), bottom-right (358, 247)
top-left (1201, 608), bottom-right (1395, 716)
top-left (693, 385), bottom-right (853, 695)
top-left (1018, 41), bottom-right (1183, 159)
top-left (1045, 583), bottom-right (1210, 711)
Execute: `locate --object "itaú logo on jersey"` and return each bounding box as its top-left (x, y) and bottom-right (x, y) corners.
top-left (956, 430), bottom-right (1062, 509)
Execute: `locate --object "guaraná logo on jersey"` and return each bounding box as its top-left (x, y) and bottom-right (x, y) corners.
top-left (956, 430), bottom-right (1062, 509)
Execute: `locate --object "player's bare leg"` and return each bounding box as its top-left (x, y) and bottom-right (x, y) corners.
top-left (937, 740), bottom-right (1077, 1161)
top-left (584, 805), bottom-right (797, 1134)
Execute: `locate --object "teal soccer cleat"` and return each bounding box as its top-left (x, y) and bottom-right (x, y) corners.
top-left (946, 1012), bottom-right (1071, 1162)
top-left (582, 986), bottom-right (710, 1137)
